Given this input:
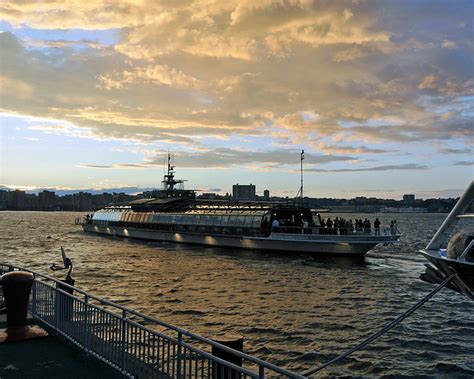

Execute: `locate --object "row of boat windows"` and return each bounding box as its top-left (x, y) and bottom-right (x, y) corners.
top-left (93, 211), bottom-right (266, 229)
top-left (92, 220), bottom-right (262, 237)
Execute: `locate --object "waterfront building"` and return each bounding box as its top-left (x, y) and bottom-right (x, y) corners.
top-left (9, 189), bottom-right (26, 210)
top-left (38, 190), bottom-right (56, 210)
top-left (403, 194), bottom-right (415, 203)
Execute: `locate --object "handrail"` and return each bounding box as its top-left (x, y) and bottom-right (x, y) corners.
top-left (0, 263), bottom-right (305, 379)
top-left (271, 225), bottom-right (399, 237)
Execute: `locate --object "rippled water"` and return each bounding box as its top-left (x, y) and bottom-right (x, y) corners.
top-left (1, 211), bottom-right (473, 377)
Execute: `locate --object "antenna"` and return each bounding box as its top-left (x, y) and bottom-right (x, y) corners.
top-left (300, 149), bottom-right (304, 201)
top-left (163, 155), bottom-right (166, 182)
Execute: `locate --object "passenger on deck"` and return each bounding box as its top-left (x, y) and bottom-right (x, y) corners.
top-left (302, 219), bottom-right (309, 234)
top-left (363, 219), bottom-right (370, 234)
top-left (326, 218), bottom-right (334, 235)
top-left (272, 219), bottom-right (280, 233)
top-left (320, 219), bottom-right (326, 234)
top-left (374, 218), bottom-right (381, 235)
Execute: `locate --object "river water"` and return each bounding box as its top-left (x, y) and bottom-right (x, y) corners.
top-left (1, 211), bottom-right (473, 377)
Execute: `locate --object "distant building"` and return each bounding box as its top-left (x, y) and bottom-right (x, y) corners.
top-left (232, 184), bottom-right (256, 201)
top-left (199, 192), bottom-right (219, 200)
top-left (263, 189), bottom-right (270, 200)
top-left (73, 192), bottom-right (93, 211)
top-left (403, 194), bottom-right (415, 203)
top-left (38, 190), bottom-right (56, 210)
top-left (0, 190), bottom-right (7, 209)
top-left (10, 190), bottom-right (26, 210)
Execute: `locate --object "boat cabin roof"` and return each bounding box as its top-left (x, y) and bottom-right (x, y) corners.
top-left (128, 197), bottom-right (310, 214)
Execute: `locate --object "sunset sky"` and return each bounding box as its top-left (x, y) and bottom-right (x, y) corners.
top-left (0, 1), bottom-right (472, 198)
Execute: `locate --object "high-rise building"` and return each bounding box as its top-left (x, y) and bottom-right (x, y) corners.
top-left (263, 189), bottom-right (270, 200)
top-left (232, 184), bottom-right (256, 201)
top-left (39, 190), bottom-right (56, 210)
top-left (9, 190), bottom-right (26, 210)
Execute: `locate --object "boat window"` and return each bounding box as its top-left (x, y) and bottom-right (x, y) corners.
top-left (199, 215), bottom-right (211, 226)
top-left (230, 215), bottom-right (245, 227)
top-left (219, 215), bottom-right (230, 227)
top-left (187, 214), bottom-right (198, 225)
top-left (242, 216), bottom-right (253, 228)
top-left (251, 215), bottom-right (263, 228)
top-left (210, 215), bottom-right (222, 226)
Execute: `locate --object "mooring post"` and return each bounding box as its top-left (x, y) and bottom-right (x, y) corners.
top-left (212, 335), bottom-right (244, 379)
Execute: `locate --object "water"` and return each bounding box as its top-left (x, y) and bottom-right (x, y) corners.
top-left (1, 212), bottom-right (473, 377)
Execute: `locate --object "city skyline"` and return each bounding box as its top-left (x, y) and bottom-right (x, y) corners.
top-left (1, 1), bottom-right (473, 199)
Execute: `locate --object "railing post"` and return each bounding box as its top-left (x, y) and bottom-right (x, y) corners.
top-left (31, 274), bottom-right (37, 316)
top-left (259, 365), bottom-right (265, 379)
top-left (177, 331), bottom-right (183, 379)
top-left (121, 309), bottom-right (127, 372)
top-left (54, 287), bottom-right (59, 334)
top-left (84, 295), bottom-right (89, 352)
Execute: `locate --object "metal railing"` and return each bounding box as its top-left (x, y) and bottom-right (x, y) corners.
top-left (0, 264), bottom-right (305, 379)
top-left (270, 225), bottom-right (398, 236)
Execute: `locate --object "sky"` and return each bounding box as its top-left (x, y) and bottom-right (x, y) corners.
top-left (0, 0), bottom-right (472, 199)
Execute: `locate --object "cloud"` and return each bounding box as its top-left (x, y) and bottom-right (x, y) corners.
top-left (146, 148), bottom-right (356, 169)
top-left (79, 164), bottom-right (113, 169)
top-left (452, 161), bottom-right (473, 166)
top-left (438, 147), bottom-right (473, 155)
top-left (0, 1), bottom-right (473, 177)
top-left (305, 163), bottom-right (429, 173)
top-left (79, 163), bottom-right (148, 169)
top-left (98, 65), bottom-right (202, 90)
top-left (442, 40), bottom-right (457, 49)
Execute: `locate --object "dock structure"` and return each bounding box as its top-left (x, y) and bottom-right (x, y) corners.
top-left (0, 264), bottom-right (305, 379)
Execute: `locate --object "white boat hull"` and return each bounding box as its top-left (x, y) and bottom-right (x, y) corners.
top-left (83, 224), bottom-right (398, 256)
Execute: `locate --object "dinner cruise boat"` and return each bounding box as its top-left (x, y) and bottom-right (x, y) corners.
top-left (420, 181), bottom-right (474, 299)
top-left (82, 154), bottom-right (400, 256)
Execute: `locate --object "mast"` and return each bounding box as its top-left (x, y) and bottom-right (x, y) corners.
top-left (163, 153), bottom-right (177, 190)
top-left (300, 149), bottom-right (304, 201)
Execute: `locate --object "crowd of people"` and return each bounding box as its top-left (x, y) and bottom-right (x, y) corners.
top-left (269, 215), bottom-right (400, 236)
top-left (318, 217), bottom-right (399, 236)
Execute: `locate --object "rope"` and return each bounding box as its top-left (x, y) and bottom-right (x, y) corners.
top-left (303, 273), bottom-right (457, 377)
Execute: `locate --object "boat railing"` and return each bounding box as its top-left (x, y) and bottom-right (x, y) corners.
top-left (0, 263), bottom-right (305, 379)
top-left (271, 225), bottom-right (398, 237)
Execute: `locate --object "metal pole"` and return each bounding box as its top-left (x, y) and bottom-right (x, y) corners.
top-left (177, 331), bottom-right (183, 378)
top-left (32, 274), bottom-right (37, 316)
top-left (300, 150), bottom-right (304, 201)
top-left (426, 180), bottom-right (473, 250)
top-left (84, 295), bottom-right (90, 352)
top-left (121, 309), bottom-right (127, 371)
